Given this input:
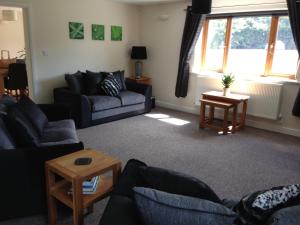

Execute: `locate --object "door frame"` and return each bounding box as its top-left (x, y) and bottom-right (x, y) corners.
top-left (0, 1), bottom-right (36, 100)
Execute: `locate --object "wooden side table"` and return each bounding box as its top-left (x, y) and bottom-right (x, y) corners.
top-left (200, 91), bottom-right (250, 134)
top-left (45, 150), bottom-right (122, 225)
top-left (126, 76), bottom-right (151, 85)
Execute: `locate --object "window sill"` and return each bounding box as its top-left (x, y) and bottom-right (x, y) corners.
top-left (191, 71), bottom-right (300, 86)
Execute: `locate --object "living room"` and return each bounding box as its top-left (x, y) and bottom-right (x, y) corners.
top-left (0, 0), bottom-right (300, 225)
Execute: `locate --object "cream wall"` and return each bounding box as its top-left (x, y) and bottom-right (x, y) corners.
top-left (0, 0), bottom-right (140, 102)
top-left (140, 1), bottom-right (300, 137)
top-left (0, 8), bottom-right (25, 59)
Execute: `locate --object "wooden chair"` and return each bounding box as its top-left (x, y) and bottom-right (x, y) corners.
top-left (4, 63), bottom-right (28, 100)
top-left (199, 99), bottom-right (238, 135)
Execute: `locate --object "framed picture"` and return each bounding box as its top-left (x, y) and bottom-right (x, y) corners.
top-left (69, 22), bottom-right (84, 40)
top-left (92, 24), bottom-right (105, 41)
top-left (111, 25), bottom-right (122, 41)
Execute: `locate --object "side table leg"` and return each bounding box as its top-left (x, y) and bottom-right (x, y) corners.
top-left (45, 166), bottom-right (57, 225)
top-left (240, 100), bottom-right (248, 129)
top-left (232, 106), bottom-right (237, 133)
top-left (223, 108), bottom-right (229, 135)
top-left (199, 102), bottom-right (206, 129)
top-left (73, 179), bottom-right (83, 225)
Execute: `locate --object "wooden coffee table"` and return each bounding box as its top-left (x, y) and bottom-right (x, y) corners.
top-left (45, 150), bottom-right (122, 225)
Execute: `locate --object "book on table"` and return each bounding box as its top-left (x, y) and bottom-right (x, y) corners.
top-left (69, 176), bottom-right (101, 195)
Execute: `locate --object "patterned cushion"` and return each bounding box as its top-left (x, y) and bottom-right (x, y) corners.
top-left (235, 184), bottom-right (300, 225)
top-left (100, 74), bottom-right (121, 97)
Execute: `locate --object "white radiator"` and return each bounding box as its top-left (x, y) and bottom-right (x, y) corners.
top-left (195, 76), bottom-right (283, 120)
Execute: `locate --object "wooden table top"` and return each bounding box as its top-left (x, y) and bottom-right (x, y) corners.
top-left (202, 91), bottom-right (250, 101)
top-left (46, 150), bottom-right (121, 180)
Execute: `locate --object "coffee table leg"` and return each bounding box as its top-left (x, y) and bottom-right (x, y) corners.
top-left (46, 167), bottom-right (57, 225)
top-left (73, 179), bottom-right (83, 225)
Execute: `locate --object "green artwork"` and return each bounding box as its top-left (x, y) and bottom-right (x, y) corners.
top-left (111, 25), bottom-right (122, 41)
top-left (69, 22), bottom-right (84, 40)
top-left (92, 24), bottom-right (105, 40)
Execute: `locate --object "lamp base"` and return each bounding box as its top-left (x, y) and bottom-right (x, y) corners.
top-left (135, 61), bottom-right (143, 79)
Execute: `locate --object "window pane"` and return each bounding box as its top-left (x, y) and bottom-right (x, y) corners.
top-left (271, 16), bottom-right (298, 75)
top-left (205, 19), bottom-right (227, 71)
top-left (227, 16), bottom-right (271, 76)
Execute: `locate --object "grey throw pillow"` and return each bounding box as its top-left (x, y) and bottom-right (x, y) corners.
top-left (266, 205), bottom-right (300, 225)
top-left (65, 71), bottom-right (85, 94)
top-left (133, 187), bottom-right (237, 225)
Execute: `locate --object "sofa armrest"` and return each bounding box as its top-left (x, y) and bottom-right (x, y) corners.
top-left (39, 104), bottom-right (71, 121)
top-left (125, 81), bottom-right (152, 113)
top-left (0, 142), bottom-right (84, 220)
top-left (53, 87), bottom-right (91, 128)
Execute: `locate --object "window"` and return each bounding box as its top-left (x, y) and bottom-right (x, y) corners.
top-left (199, 13), bottom-right (298, 78)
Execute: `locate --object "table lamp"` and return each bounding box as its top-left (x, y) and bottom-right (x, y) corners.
top-left (131, 46), bottom-right (147, 79)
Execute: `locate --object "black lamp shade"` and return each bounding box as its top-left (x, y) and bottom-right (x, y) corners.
top-left (131, 46), bottom-right (147, 60)
top-left (192, 0), bottom-right (212, 14)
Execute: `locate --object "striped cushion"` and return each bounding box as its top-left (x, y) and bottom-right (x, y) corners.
top-left (100, 73), bottom-right (121, 97)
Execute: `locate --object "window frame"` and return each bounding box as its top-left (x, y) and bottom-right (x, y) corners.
top-left (200, 11), bottom-right (298, 79)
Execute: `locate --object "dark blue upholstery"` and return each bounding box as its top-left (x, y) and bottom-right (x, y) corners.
top-left (119, 91), bottom-right (145, 106)
top-left (65, 71), bottom-right (85, 94)
top-left (17, 95), bottom-right (48, 136)
top-left (0, 117), bottom-right (16, 149)
top-left (88, 95), bottom-right (122, 112)
top-left (6, 105), bottom-right (40, 147)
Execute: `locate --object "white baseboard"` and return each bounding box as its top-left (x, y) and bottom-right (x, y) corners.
top-left (156, 100), bottom-right (300, 137)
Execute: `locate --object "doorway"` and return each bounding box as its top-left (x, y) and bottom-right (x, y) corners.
top-left (0, 3), bottom-right (33, 100)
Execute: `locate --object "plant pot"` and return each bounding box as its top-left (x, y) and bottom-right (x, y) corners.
top-left (223, 88), bottom-right (230, 96)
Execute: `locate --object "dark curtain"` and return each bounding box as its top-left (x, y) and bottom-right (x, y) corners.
top-left (287, 0), bottom-right (300, 116)
top-left (175, 6), bottom-right (205, 98)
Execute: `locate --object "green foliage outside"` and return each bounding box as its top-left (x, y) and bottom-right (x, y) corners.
top-left (209, 16), bottom-right (296, 50)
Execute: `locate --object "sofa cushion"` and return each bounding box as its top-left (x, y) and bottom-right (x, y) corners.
top-left (100, 74), bottom-right (122, 97)
top-left (65, 71), bottom-right (85, 94)
top-left (266, 205), bottom-right (300, 225)
top-left (113, 159), bottom-right (147, 198)
top-left (85, 70), bottom-right (106, 95)
top-left (41, 119), bottom-right (79, 146)
top-left (119, 91), bottom-right (145, 106)
top-left (99, 195), bottom-right (142, 225)
top-left (17, 95), bottom-right (48, 136)
top-left (133, 187), bottom-right (237, 225)
top-left (6, 105), bottom-right (40, 147)
top-left (0, 104), bottom-right (7, 116)
top-left (140, 166), bottom-right (222, 204)
top-left (0, 117), bottom-right (16, 149)
top-left (88, 95), bottom-right (121, 112)
top-left (112, 70), bottom-right (127, 91)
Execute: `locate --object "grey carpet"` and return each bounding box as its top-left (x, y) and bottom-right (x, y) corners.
top-left (2, 107), bottom-right (300, 225)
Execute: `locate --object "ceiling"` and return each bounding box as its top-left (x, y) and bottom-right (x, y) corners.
top-left (112, 0), bottom-right (186, 5)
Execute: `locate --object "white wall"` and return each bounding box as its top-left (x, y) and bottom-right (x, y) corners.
top-left (140, 1), bottom-right (300, 137)
top-left (0, 0), bottom-right (140, 102)
top-left (0, 8), bottom-right (25, 59)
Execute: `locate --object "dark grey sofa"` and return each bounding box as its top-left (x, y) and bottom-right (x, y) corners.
top-left (54, 79), bottom-right (152, 129)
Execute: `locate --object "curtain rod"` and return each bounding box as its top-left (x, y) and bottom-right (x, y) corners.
top-left (184, 2), bottom-right (286, 11)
